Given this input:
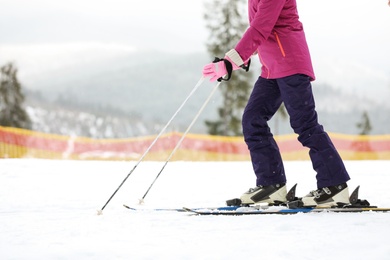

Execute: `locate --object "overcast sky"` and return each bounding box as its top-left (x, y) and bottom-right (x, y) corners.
top-left (0, 0), bottom-right (206, 53)
top-left (0, 0), bottom-right (388, 54)
top-left (0, 0), bottom-right (389, 101)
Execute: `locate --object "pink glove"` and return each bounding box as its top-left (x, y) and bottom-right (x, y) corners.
top-left (202, 59), bottom-right (230, 82)
top-left (202, 49), bottom-right (249, 82)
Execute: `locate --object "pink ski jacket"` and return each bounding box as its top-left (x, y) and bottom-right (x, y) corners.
top-left (235, 0), bottom-right (315, 80)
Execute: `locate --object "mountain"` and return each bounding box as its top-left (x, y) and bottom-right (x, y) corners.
top-left (25, 90), bottom-right (154, 138)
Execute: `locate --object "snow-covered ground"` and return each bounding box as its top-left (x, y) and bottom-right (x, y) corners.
top-left (1, 159), bottom-right (389, 259)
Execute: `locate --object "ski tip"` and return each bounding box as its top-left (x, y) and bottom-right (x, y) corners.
top-left (123, 204), bottom-right (136, 210)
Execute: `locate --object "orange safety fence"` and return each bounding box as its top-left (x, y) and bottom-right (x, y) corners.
top-left (1, 126), bottom-right (390, 161)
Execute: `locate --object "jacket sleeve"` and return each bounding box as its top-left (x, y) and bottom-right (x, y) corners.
top-left (235, 0), bottom-right (286, 61)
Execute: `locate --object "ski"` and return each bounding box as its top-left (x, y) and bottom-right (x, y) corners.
top-left (182, 206), bottom-right (390, 215)
top-left (123, 204), bottom-right (186, 212)
top-left (124, 203), bottom-right (390, 215)
top-left (123, 204), bottom-right (239, 212)
top-left (124, 185), bottom-right (390, 215)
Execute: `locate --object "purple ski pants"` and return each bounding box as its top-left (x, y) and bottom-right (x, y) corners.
top-left (242, 74), bottom-right (350, 188)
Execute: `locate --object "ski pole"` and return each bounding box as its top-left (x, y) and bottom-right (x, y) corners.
top-left (97, 76), bottom-right (205, 215)
top-left (139, 81), bottom-right (222, 204)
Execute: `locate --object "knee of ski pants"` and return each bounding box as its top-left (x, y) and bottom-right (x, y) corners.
top-left (242, 78), bottom-right (282, 144)
top-left (276, 74), bottom-right (319, 135)
top-left (242, 111), bottom-right (271, 144)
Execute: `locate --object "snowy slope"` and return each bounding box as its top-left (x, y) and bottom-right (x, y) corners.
top-left (1, 159), bottom-right (390, 259)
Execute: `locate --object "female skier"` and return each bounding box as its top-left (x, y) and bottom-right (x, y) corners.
top-left (202, 0), bottom-right (351, 207)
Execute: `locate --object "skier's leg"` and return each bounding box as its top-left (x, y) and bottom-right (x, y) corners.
top-left (242, 77), bottom-right (286, 187)
top-left (277, 74), bottom-right (350, 189)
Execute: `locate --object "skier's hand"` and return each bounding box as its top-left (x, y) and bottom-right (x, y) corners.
top-left (202, 59), bottom-right (231, 82)
top-left (202, 49), bottom-right (250, 82)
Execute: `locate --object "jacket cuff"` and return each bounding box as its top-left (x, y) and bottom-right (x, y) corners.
top-left (225, 49), bottom-right (244, 67)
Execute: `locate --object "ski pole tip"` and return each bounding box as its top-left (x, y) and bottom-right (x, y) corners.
top-left (97, 209), bottom-right (103, 215)
top-left (138, 198), bottom-right (145, 205)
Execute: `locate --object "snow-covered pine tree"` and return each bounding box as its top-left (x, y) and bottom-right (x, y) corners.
top-left (357, 111), bottom-right (372, 135)
top-left (0, 63), bottom-right (32, 129)
top-left (204, 0), bottom-right (253, 136)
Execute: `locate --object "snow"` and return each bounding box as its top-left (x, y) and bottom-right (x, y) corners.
top-left (1, 159), bottom-right (390, 259)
